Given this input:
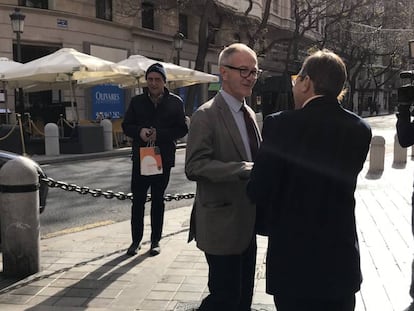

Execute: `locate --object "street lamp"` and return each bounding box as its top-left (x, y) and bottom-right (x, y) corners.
top-left (409, 40), bottom-right (414, 59)
top-left (9, 8), bottom-right (25, 114)
top-left (173, 31), bottom-right (184, 65)
top-left (10, 8), bottom-right (25, 63)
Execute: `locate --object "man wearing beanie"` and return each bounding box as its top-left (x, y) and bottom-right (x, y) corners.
top-left (122, 62), bottom-right (188, 256)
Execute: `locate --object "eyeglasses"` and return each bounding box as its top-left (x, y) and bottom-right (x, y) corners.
top-left (291, 74), bottom-right (306, 86)
top-left (223, 64), bottom-right (262, 78)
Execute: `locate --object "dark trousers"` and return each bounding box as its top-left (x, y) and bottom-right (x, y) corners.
top-left (198, 237), bottom-right (257, 311)
top-left (130, 163), bottom-right (171, 245)
top-left (273, 294), bottom-right (356, 311)
top-left (410, 191), bottom-right (414, 299)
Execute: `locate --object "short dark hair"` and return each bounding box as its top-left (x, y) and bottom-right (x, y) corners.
top-left (299, 49), bottom-right (347, 99)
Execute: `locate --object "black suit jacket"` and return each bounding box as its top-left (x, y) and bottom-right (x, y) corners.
top-left (247, 96), bottom-right (372, 299)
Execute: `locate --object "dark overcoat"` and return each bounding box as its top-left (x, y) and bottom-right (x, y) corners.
top-left (247, 96), bottom-right (372, 299)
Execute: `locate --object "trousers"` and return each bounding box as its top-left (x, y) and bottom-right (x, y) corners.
top-left (130, 163), bottom-right (171, 245)
top-left (410, 191), bottom-right (414, 299)
top-left (198, 237), bottom-right (257, 311)
top-left (273, 294), bottom-right (356, 311)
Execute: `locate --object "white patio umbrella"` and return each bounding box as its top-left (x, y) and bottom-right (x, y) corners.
top-left (81, 54), bottom-right (219, 89)
top-left (118, 55), bottom-right (219, 88)
top-left (0, 57), bottom-right (23, 123)
top-left (1, 48), bottom-right (131, 121)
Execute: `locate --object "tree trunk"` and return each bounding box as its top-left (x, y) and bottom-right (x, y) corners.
top-left (184, 0), bottom-right (214, 116)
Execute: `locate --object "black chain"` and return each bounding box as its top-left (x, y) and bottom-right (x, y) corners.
top-left (41, 177), bottom-right (195, 202)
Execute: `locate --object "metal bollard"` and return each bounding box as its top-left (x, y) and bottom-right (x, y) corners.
top-left (101, 119), bottom-right (113, 151)
top-left (368, 135), bottom-right (385, 173)
top-left (0, 157), bottom-right (40, 277)
top-left (45, 123), bottom-right (60, 156)
top-left (393, 133), bottom-right (407, 165)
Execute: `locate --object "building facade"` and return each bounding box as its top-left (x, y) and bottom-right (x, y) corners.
top-left (0, 0), bottom-right (316, 123)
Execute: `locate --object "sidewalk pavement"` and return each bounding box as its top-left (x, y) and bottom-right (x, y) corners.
top-left (1, 114), bottom-right (414, 310)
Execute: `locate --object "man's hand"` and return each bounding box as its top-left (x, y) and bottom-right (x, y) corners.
top-left (140, 127), bottom-right (157, 142)
top-left (140, 128), bottom-right (153, 142)
top-left (239, 161), bottom-right (254, 180)
top-left (148, 127), bottom-right (156, 142)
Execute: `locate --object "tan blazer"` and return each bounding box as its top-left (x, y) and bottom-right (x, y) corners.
top-left (185, 93), bottom-right (260, 255)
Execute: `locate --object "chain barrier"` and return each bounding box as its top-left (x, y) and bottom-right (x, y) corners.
top-left (57, 114), bottom-right (76, 138)
top-left (41, 177), bottom-right (195, 202)
top-left (0, 119), bottom-right (19, 141)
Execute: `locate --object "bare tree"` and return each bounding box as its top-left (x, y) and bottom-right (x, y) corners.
top-left (324, 0), bottom-right (413, 113)
top-left (182, 0), bottom-right (219, 115)
top-left (114, 0), bottom-right (411, 115)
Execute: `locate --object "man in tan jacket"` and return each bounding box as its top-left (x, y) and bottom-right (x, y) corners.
top-left (185, 43), bottom-right (261, 311)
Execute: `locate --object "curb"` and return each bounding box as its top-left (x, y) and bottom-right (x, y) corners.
top-left (32, 143), bottom-right (186, 165)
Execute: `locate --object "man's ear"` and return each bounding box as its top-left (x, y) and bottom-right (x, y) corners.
top-left (302, 75), bottom-right (313, 93)
top-left (219, 66), bottom-right (227, 81)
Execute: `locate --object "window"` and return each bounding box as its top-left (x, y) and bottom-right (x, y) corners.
top-left (96, 0), bottom-right (112, 21)
top-left (18, 0), bottom-right (48, 9)
top-left (179, 14), bottom-right (188, 38)
top-left (290, 0), bottom-right (295, 19)
top-left (273, 0), bottom-right (279, 14)
top-left (142, 2), bottom-right (155, 30)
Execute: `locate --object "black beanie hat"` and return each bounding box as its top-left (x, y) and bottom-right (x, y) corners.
top-left (145, 63), bottom-right (167, 82)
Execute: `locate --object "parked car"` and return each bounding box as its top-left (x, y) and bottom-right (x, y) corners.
top-left (0, 150), bottom-right (48, 213)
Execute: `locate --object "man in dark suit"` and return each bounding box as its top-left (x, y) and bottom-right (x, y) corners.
top-left (247, 49), bottom-right (372, 311)
top-left (185, 43), bottom-right (261, 311)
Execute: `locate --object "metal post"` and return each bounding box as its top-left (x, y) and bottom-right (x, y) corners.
top-left (17, 113), bottom-right (27, 155)
top-left (10, 7), bottom-right (25, 114)
top-left (0, 156), bottom-right (40, 277)
top-left (45, 123), bottom-right (60, 156)
top-left (368, 136), bottom-right (385, 173)
top-left (393, 133), bottom-right (407, 166)
top-left (16, 30), bottom-right (21, 63)
top-left (177, 49), bottom-right (181, 66)
top-left (173, 31), bottom-right (184, 66)
top-left (101, 119), bottom-right (113, 151)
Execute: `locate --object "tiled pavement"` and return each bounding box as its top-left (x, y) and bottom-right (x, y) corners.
top-left (0, 114), bottom-right (414, 310)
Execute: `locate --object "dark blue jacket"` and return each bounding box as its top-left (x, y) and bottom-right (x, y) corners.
top-left (122, 87), bottom-right (188, 168)
top-left (247, 96), bottom-right (372, 299)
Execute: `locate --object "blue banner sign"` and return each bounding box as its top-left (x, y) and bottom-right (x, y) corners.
top-left (91, 85), bottom-right (124, 119)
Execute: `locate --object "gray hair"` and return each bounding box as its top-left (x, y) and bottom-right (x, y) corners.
top-left (218, 43), bottom-right (257, 66)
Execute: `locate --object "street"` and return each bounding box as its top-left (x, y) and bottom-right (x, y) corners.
top-left (38, 114), bottom-right (399, 239)
top-left (40, 148), bottom-right (195, 238)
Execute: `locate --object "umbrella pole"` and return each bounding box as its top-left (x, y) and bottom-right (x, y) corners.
top-left (2, 81), bottom-right (8, 124)
top-left (17, 113), bottom-right (27, 156)
top-left (69, 80), bottom-right (79, 122)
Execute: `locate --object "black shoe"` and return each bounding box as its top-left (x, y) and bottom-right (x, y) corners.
top-left (149, 242), bottom-right (160, 256)
top-left (126, 242), bottom-right (141, 256)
